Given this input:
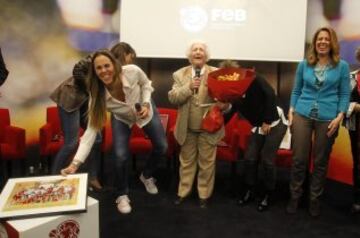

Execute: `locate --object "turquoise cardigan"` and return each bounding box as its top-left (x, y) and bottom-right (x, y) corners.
top-left (290, 59), bottom-right (350, 121)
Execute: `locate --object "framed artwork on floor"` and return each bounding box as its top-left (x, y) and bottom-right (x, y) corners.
top-left (0, 173), bottom-right (88, 220)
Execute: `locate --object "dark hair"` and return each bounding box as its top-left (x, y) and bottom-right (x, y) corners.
top-left (307, 26), bottom-right (340, 66)
top-left (356, 47), bottom-right (360, 63)
top-left (110, 42), bottom-right (136, 65)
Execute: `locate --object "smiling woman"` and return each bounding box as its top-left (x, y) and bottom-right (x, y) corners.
top-left (287, 27), bottom-right (350, 217)
top-left (61, 49), bottom-right (168, 215)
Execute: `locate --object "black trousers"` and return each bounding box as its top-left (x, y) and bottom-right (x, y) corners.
top-left (243, 121), bottom-right (287, 191)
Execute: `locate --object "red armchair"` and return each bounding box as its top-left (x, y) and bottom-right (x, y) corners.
top-left (216, 115), bottom-right (252, 174)
top-left (0, 108), bottom-right (26, 178)
top-left (39, 106), bottom-right (65, 173)
top-left (39, 106), bottom-right (87, 173)
top-left (230, 116), bottom-right (293, 169)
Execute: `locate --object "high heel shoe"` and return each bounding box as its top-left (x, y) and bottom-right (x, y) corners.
top-left (257, 194), bottom-right (269, 212)
top-left (238, 190), bottom-right (254, 206)
top-left (89, 179), bottom-right (103, 192)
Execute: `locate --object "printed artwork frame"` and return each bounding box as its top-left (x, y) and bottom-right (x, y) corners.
top-left (0, 173), bottom-right (88, 220)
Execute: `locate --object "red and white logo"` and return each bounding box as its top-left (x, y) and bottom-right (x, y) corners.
top-left (49, 220), bottom-right (80, 238)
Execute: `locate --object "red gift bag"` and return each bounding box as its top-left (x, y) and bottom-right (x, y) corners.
top-left (208, 67), bottom-right (255, 102)
top-left (201, 106), bottom-right (224, 133)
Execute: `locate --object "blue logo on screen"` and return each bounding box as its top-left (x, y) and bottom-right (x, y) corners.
top-left (180, 6), bottom-right (208, 32)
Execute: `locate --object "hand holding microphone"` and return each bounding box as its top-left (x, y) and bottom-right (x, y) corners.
top-left (135, 102), bottom-right (150, 119)
top-left (191, 68), bottom-right (201, 94)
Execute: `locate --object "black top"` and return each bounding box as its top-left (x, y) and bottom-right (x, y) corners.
top-left (226, 74), bottom-right (279, 127)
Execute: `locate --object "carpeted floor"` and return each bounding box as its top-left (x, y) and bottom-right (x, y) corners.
top-left (87, 158), bottom-right (360, 238)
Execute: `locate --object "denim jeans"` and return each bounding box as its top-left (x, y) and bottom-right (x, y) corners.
top-left (111, 103), bottom-right (168, 196)
top-left (51, 105), bottom-right (102, 180)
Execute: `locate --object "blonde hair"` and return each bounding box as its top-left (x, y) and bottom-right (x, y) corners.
top-left (87, 49), bottom-right (122, 130)
top-left (307, 26), bottom-right (340, 66)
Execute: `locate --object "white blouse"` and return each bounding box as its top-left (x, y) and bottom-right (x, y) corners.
top-left (73, 64), bottom-right (154, 163)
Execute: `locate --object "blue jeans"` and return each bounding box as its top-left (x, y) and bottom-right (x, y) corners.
top-left (111, 104), bottom-right (168, 196)
top-left (51, 105), bottom-right (102, 180)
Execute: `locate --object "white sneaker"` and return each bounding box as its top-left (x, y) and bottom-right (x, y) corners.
top-left (116, 195), bottom-right (131, 214)
top-left (139, 174), bottom-right (158, 194)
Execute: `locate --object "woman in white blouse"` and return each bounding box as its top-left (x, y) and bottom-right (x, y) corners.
top-left (61, 49), bottom-right (167, 214)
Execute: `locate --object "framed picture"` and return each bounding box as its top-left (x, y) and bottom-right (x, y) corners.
top-left (0, 173), bottom-right (88, 220)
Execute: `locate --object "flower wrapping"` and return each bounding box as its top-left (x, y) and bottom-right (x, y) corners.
top-left (201, 105), bottom-right (224, 133)
top-left (208, 67), bottom-right (255, 102)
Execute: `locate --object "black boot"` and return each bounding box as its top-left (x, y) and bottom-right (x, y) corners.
top-left (309, 198), bottom-right (320, 217)
top-left (257, 194), bottom-right (270, 212)
top-left (286, 197), bottom-right (299, 214)
top-left (238, 189), bottom-right (254, 206)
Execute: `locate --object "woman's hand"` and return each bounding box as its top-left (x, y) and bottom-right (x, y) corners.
top-left (137, 104), bottom-right (150, 119)
top-left (215, 101), bottom-right (230, 111)
top-left (288, 108), bottom-right (294, 126)
top-left (61, 162), bottom-right (79, 176)
top-left (261, 123), bottom-right (271, 135)
top-left (327, 113), bottom-right (343, 137)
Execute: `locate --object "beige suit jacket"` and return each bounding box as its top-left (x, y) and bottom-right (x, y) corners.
top-left (168, 65), bottom-right (225, 146)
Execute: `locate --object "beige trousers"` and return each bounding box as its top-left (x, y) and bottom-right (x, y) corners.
top-left (177, 131), bottom-right (217, 199)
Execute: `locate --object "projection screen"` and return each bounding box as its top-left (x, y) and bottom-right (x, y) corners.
top-left (120, 0), bottom-right (308, 62)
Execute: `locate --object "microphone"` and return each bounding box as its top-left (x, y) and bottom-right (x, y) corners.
top-left (195, 68), bottom-right (201, 78)
top-left (135, 103), bottom-right (142, 112)
top-left (194, 67), bottom-right (201, 94)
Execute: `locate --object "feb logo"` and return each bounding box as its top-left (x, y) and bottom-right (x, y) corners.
top-left (180, 6), bottom-right (208, 32)
top-left (49, 220), bottom-right (80, 238)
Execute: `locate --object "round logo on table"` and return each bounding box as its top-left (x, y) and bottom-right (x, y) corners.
top-left (49, 220), bottom-right (80, 238)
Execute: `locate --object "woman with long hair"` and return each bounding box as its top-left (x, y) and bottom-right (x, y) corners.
top-left (286, 27), bottom-right (350, 217)
top-left (61, 49), bottom-right (167, 214)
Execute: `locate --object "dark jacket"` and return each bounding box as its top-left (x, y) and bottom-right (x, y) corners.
top-left (50, 77), bottom-right (88, 112)
top-left (0, 48), bottom-right (9, 86)
top-left (226, 74), bottom-right (279, 127)
top-left (50, 56), bottom-right (91, 112)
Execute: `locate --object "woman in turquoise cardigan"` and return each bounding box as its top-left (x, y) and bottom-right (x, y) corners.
top-left (286, 26), bottom-right (350, 217)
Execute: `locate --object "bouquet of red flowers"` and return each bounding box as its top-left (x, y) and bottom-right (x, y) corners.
top-left (208, 67), bottom-right (255, 102)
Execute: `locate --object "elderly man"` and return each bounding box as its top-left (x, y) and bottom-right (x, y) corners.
top-left (168, 40), bottom-right (229, 208)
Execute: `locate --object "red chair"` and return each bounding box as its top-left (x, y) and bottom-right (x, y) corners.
top-left (0, 108), bottom-right (26, 178)
top-left (216, 115), bottom-right (252, 174)
top-left (39, 106), bottom-right (84, 173)
top-left (232, 116), bottom-right (293, 169)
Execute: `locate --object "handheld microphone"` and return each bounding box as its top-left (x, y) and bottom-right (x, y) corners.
top-left (195, 68), bottom-right (201, 78)
top-left (194, 68), bottom-right (201, 94)
top-left (135, 103), bottom-right (142, 112)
